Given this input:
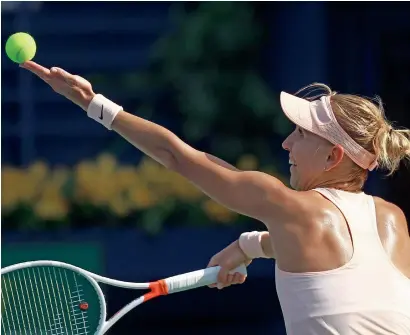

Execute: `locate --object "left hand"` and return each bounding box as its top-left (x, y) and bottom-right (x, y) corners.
top-left (20, 61), bottom-right (95, 111)
top-left (207, 239), bottom-right (252, 289)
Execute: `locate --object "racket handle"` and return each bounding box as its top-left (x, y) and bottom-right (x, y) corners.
top-left (164, 264), bottom-right (247, 294)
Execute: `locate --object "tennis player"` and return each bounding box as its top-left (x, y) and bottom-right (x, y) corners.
top-left (21, 61), bottom-right (410, 334)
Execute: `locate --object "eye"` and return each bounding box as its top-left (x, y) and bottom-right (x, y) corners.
top-left (297, 127), bottom-right (303, 136)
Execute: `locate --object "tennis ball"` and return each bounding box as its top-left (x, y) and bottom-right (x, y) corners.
top-left (5, 32), bottom-right (36, 64)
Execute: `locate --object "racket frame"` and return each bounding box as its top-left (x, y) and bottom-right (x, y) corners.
top-left (1, 260), bottom-right (246, 334)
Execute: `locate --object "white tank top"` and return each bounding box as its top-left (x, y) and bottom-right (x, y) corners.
top-left (275, 188), bottom-right (410, 335)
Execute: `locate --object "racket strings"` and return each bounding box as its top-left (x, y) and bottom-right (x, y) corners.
top-left (12, 271), bottom-right (27, 333)
top-left (19, 269), bottom-right (36, 334)
top-left (1, 280), bottom-right (13, 333)
top-left (31, 267), bottom-right (49, 333)
top-left (48, 267), bottom-right (68, 334)
top-left (71, 274), bottom-right (90, 334)
top-left (1, 267), bottom-right (93, 335)
top-left (26, 268), bottom-right (44, 334)
top-left (62, 269), bottom-right (80, 334)
top-left (57, 268), bottom-right (75, 334)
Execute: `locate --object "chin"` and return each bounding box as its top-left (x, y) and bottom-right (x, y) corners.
top-left (290, 177), bottom-right (306, 191)
top-left (289, 177), bottom-right (298, 190)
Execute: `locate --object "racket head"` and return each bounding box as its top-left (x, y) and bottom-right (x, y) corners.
top-left (1, 261), bottom-right (106, 335)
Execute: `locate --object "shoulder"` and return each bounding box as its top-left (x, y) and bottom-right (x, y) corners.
top-left (373, 196), bottom-right (409, 234)
top-left (264, 187), bottom-right (335, 226)
top-left (373, 196), bottom-right (407, 220)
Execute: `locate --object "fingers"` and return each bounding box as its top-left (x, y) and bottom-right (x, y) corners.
top-left (227, 274), bottom-right (235, 286)
top-left (207, 257), bottom-right (231, 289)
top-left (20, 61), bottom-right (77, 86)
top-left (20, 61), bottom-right (51, 81)
top-left (217, 265), bottom-right (230, 286)
top-left (50, 67), bottom-right (77, 86)
top-left (207, 256), bottom-right (219, 269)
top-left (207, 256), bottom-right (220, 288)
top-left (233, 272), bottom-right (246, 284)
top-left (213, 266), bottom-right (246, 290)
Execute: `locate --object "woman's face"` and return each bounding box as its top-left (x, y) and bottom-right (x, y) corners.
top-left (282, 126), bottom-right (338, 190)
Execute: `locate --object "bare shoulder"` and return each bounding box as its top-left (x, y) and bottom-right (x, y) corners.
top-left (263, 187), bottom-right (332, 226)
top-left (373, 196), bottom-right (409, 234)
top-left (373, 196), bottom-right (410, 265)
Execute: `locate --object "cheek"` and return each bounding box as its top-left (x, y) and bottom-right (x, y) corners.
top-left (292, 141), bottom-right (312, 162)
top-left (292, 142), bottom-right (323, 173)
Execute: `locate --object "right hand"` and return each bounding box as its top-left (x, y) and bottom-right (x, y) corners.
top-left (20, 61), bottom-right (95, 111)
top-left (207, 239), bottom-right (252, 289)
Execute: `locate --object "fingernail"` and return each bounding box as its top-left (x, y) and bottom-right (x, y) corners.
top-left (51, 68), bottom-right (57, 73)
top-left (217, 283), bottom-right (223, 290)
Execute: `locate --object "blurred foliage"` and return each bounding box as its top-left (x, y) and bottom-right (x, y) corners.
top-left (1, 154), bottom-right (288, 234)
top-left (149, 2), bottom-right (290, 156)
top-left (89, 2), bottom-right (290, 163)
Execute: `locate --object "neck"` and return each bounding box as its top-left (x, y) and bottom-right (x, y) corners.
top-left (305, 170), bottom-right (366, 193)
top-left (313, 180), bottom-right (363, 193)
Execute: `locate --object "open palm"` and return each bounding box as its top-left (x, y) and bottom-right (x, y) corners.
top-left (20, 61), bottom-right (95, 111)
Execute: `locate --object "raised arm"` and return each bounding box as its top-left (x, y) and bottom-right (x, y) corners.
top-left (110, 110), bottom-right (294, 222)
top-left (21, 61), bottom-right (309, 224)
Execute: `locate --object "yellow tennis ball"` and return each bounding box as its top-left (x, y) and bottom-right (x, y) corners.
top-left (5, 32), bottom-right (36, 64)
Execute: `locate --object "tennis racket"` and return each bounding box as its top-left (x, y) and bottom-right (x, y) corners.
top-left (1, 260), bottom-right (246, 334)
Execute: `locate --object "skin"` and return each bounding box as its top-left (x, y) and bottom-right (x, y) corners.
top-left (20, 61), bottom-right (410, 291)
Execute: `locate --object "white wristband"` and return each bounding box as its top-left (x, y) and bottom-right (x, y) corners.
top-left (238, 231), bottom-right (269, 259)
top-left (87, 94), bottom-right (123, 130)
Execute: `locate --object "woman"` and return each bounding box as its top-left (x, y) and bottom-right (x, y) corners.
top-left (21, 61), bottom-right (410, 334)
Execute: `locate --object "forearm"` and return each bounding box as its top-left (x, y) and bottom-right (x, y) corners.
top-left (111, 111), bottom-right (190, 169)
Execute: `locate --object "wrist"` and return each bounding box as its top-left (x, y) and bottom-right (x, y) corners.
top-left (86, 94), bottom-right (123, 130)
top-left (238, 231), bottom-right (269, 259)
top-left (82, 91), bottom-right (96, 111)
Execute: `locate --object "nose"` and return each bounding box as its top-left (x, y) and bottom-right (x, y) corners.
top-left (282, 133), bottom-right (292, 152)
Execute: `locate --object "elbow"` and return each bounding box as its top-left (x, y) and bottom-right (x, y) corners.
top-left (166, 145), bottom-right (199, 174)
top-left (159, 149), bottom-right (179, 170)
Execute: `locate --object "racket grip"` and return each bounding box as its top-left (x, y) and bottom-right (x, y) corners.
top-left (164, 264), bottom-right (247, 294)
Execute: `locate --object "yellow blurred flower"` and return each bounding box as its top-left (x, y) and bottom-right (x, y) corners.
top-left (2, 167), bottom-right (23, 210)
top-left (74, 160), bottom-right (98, 199)
top-left (237, 154), bottom-right (259, 170)
top-left (34, 185), bottom-right (68, 221)
top-left (128, 186), bottom-right (158, 210)
top-left (136, 157), bottom-right (202, 202)
top-left (1, 153), bottom-right (285, 228)
top-left (2, 161), bottom-right (50, 210)
top-left (202, 199), bottom-right (237, 223)
top-left (96, 153), bottom-right (117, 175)
top-left (108, 195), bottom-right (130, 217)
top-left (116, 166), bottom-right (141, 189)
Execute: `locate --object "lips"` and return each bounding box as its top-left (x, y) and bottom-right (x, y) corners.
top-left (289, 158), bottom-right (297, 167)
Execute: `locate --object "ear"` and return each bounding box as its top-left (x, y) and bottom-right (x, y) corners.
top-left (324, 144), bottom-right (345, 171)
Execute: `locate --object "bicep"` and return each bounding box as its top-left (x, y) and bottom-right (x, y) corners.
top-left (173, 148), bottom-right (306, 222)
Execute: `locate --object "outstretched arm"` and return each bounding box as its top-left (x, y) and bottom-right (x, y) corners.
top-left (110, 110), bottom-right (285, 222)
top-left (21, 61), bottom-right (308, 224)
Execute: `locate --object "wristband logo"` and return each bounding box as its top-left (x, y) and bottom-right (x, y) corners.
top-left (99, 105), bottom-right (104, 120)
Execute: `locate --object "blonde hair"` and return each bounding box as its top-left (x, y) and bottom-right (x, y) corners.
top-left (295, 83), bottom-right (410, 188)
